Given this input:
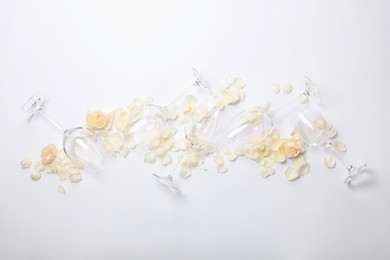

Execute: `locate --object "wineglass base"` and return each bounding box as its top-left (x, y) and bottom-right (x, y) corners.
top-left (152, 173), bottom-right (181, 195)
top-left (22, 93), bottom-right (45, 118)
top-left (344, 163), bottom-right (367, 184)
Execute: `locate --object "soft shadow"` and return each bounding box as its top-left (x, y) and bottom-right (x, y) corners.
top-left (347, 168), bottom-right (376, 190)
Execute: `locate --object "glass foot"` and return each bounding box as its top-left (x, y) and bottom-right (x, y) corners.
top-left (304, 77), bottom-right (321, 104)
top-left (22, 93), bottom-right (45, 118)
top-left (192, 68), bottom-right (211, 93)
top-left (152, 173), bottom-right (181, 195)
top-left (345, 163), bottom-right (367, 183)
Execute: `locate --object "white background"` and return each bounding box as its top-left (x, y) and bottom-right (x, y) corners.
top-left (1, 0), bottom-right (389, 259)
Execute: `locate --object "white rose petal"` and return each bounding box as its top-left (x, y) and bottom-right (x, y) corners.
top-left (155, 147), bottom-right (167, 157)
top-left (179, 166), bottom-right (191, 179)
top-left (313, 116), bottom-right (327, 130)
top-left (31, 171), bottom-right (41, 181)
top-left (297, 163), bottom-right (310, 176)
top-left (34, 161), bottom-right (45, 172)
top-left (299, 94), bottom-right (309, 104)
top-left (214, 96), bottom-right (225, 110)
top-left (144, 152), bottom-right (157, 164)
top-left (282, 84), bottom-right (293, 94)
top-left (260, 166), bottom-right (275, 177)
top-left (257, 100), bottom-right (271, 111)
top-left (284, 166), bottom-right (299, 181)
top-left (213, 155), bottom-right (225, 166)
top-left (57, 185), bottom-right (65, 194)
top-left (20, 157), bottom-right (32, 169)
top-left (271, 84), bottom-right (280, 94)
top-left (159, 153), bottom-right (173, 166)
top-left (334, 141), bottom-right (347, 152)
top-left (70, 173), bottom-right (83, 183)
top-left (217, 164), bottom-right (228, 173)
top-left (329, 128), bottom-right (337, 139)
top-left (324, 155), bottom-right (336, 168)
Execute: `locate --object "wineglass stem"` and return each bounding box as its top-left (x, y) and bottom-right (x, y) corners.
top-left (326, 142), bottom-right (354, 172)
top-left (38, 109), bottom-right (65, 133)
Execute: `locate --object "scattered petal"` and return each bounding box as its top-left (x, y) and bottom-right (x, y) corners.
top-left (284, 166), bottom-right (299, 181)
top-left (260, 166), bottom-right (274, 177)
top-left (297, 163), bottom-right (310, 176)
top-left (271, 84), bottom-right (280, 94)
top-left (329, 128), bottom-right (337, 139)
top-left (256, 100), bottom-right (271, 111)
top-left (144, 152), bottom-right (157, 164)
top-left (31, 171), bottom-right (41, 181)
top-left (217, 164), bottom-right (228, 173)
top-left (334, 141), bottom-right (347, 152)
top-left (179, 166), bottom-right (191, 179)
top-left (281, 84), bottom-right (293, 94)
top-left (159, 153), bottom-right (173, 166)
top-left (70, 173), bottom-right (83, 183)
top-left (57, 185), bottom-right (66, 194)
top-left (324, 155), bottom-right (336, 168)
top-left (20, 157), bottom-right (32, 169)
top-left (313, 116), bottom-right (327, 130)
top-left (299, 94), bottom-right (309, 104)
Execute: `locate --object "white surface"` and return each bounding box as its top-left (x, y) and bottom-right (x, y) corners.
top-left (1, 0), bottom-right (389, 259)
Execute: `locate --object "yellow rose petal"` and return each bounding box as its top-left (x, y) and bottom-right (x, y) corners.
top-left (324, 155), bottom-right (336, 168)
top-left (313, 116), bottom-right (327, 130)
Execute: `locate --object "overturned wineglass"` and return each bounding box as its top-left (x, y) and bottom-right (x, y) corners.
top-left (152, 71), bottom-right (221, 195)
top-left (22, 93), bottom-right (106, 172)
top-left (293, 105), bottom-right (367, 183)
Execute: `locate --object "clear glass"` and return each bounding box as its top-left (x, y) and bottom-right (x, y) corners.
top-left (152, 70), bottom-right (219, 195)
top-left (22, 93), bottom-right (106, 173)
top-left (293, 105), bottom-right (367, 183)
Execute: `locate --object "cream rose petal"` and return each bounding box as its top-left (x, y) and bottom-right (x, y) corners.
top-left (334, 141), bottom-right (347, 152)
top-left (313, 116), bottom-right (327, 130)
top-left (179, 166), bottom-right (191, 179)
top-left (144, 152), bottom-right (157, 164)
top-left (257, 100), bottom-right (271, 111)
top-left (57, 185), bottom-right (65, 194)
top-left (271, 84), bottom-right (281, 94)
top-left (70, 173), bottom-right (83, 183)
top-left (329, 128), bottom-right (337, 139)
top-left (31, 171), bottom-right (41, 181)
top-left (299, 94), bottom-right (309, 104)
top-left (282, 84), bottom-right (293, 94)
top-left (214, 96), bottom-right (225, 110)
top-left (217, 164), bottom-right (228, 173)
top-left (20, 157), bottom-right (32, 169)
top-left (159, 153), bottom-right (173, 166)
top-left (297, 163), bottom-right (310, 176)
top-left (324, 155), bottom-right (336, 168)
top-left (119, 146), bottom-right (129, 158)
top-left (260, 166), bottom-right (275, 178)
top-left (284, 166), bottom-right (299, 181)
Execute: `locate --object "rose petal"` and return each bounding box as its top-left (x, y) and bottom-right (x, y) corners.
top-left (213, 155), bottom-right (225, 166)
top-left (159, 153), bottom-right (173, 166)
top-left (324, 155), bottom-right (336, 168)
top-left (297, 163), bottom-right (310, 176)
top-left (299, 94), bottom-right (309, 104)
top-left (70, 173), bottom-right (83, 183)
top-left (214, 96), bottom-right (225, 110)
top-left (31, 171), bottom-right (41, 181)
top-left (329, 128), bottom-right (337, 139)
top-left (155, 147), bottom-right (167, 157)
top-left (179, 166), bottom-right (191, 179)
top-left (284, 166), bottom-right (299, 181)
top-left (260, 166), bottom-right (274, 177)
top-left (57, 185), bottom-right (65, 194)
top-left (257, 100), bottom-right (271, 111)
top-left (281, 84), bottom-right (293, 94)
top-left (313, 116), bottom-right (327, 130)
top-left (217, 164), bottom-right (228, 173)
top-left (20, 157), bottom-right (32, 169)
top-left (119, 146), bottom-right (129, 158)
top-left (271, 84), bottom-right (280, 94)
top-left (144, 152), bottom-right (157, 164)
top-left (334, 141), bottom-right (347, 152)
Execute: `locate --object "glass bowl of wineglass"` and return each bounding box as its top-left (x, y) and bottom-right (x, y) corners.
top-left (22, 93), bottom-right (106, 172)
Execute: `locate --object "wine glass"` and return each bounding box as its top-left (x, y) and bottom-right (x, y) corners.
top-left (22, 93), bottom-right (106, 172)
top-left (293, 105), bottom-right (367, 183)
top-left (152, 89), bottom-right (221, 195)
